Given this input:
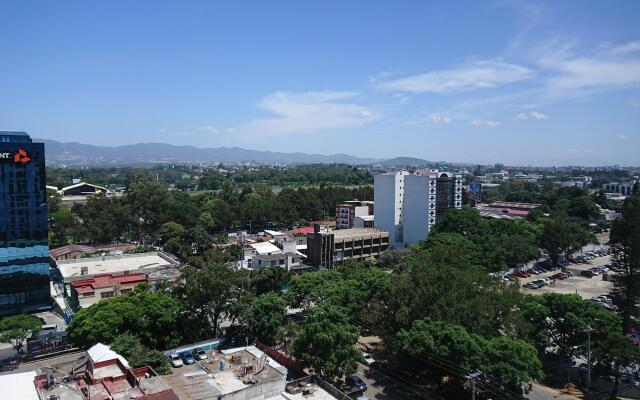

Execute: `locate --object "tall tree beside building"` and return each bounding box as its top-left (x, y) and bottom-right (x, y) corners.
top-left (610, 196), bottom-right (640, 328)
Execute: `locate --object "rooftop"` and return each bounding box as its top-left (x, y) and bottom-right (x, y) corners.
top-left (50, 244), bottom-right (97, 258)
top-left (332, 227), bottom-right (388, 239)
top-left (57, 252), bottom-right (176, 281)
top-left (71, 272), bottom-right (148, 294)
top-left (0, 371), bottom-right (39, 400)
top-left (250, 242), bottom-right (282, 255)
top-left (488, 201), bottom-right (541, 209)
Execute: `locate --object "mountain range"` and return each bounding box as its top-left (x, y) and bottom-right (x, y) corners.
top-left (38, 139), bottom-right (433, 167)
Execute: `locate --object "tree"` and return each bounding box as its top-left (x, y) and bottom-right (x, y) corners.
top-left (593, 333), bottom-right (640, 399)
top-left (396, 319), bottom-right (484, 371)
top-left (479, 336), bottom-right (543, 392)
top-left (244, 293), bottom-right (286, 345)
top-left (539, 218), bottom-right (595, 265)
top-left (517, 294), bottom-right (621, 361)
top-left (251, 266), bottom-right (289, 295)
top-left (173, 264), bottom-right (246, 338)
top-left (111, 333), bottom-right (172, 375)
top-left (396, 319), bottom-right (543, 393)
top-left (67, 287), bottom-right (183, 350)
top-left (293, 305), bottom-right (361, 382)
top-left (610, 196), bottom-right (640, 328)
top-left (158, 222), bottom-right (185, 243)
top-left (0, 315), bottom-right (41, 350)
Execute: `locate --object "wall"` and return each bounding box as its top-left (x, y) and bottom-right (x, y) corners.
top-left (403, 175), bottom-right (430, 246)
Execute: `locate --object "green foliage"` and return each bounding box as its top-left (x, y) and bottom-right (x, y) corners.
top-left (172, 264), bottom-right (247, 338)
top-left (390, 242), bottom-right (523, 337)
top-left (0, 315), bottom-right (42, 348)
top-left (293, 305), bottom-right (360, 381)
top-left (430, 208), bottom-right (539, 271)
top-left (396, 319), bottom-right (543, 391)
top-left (517, 293), bottom-right (621, 360)
top-left (610, 196), bottom-right (640, 328)
top-left (251, 266), bottom-right (290, 295)
top-left (244, 293), bottom-right (286, 345)
top-left (67, 288), bottom-right (183, 350)
top-left (593, 333), bottom-right (640, 398)
top-left (110, 333), bottom-right (172, 375)
top-left (539, 218), bottom-right (596, 263)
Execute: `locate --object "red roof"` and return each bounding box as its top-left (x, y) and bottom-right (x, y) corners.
top-left (71, 272), bottom-right (148, 292)
top-left (295, 226), bottom-right (315, 235)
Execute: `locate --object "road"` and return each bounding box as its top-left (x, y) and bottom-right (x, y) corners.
top-left (0, 350), bottom-right (85, 376)
top-left (357, 363), bottom-right (442, 400)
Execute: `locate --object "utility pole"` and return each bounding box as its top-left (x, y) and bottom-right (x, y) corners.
top-left (465, 371), bottom-right (482, 400)
top-left (585, 325), bottom-right (593, 389)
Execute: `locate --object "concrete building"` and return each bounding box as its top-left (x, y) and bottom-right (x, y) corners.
top-left (69, 271), bottom-right (149, 309)
top-left (243, 236), bottom-right (306, 271)
top-left (49, 244), bottom-right (97, 261)
top-left (335, 200), bottom-right (374, 229)
top-left (0, 131), bottom-right (50, 316)
top-left (307, 225), bottom-right (389, 268)
top-left (603, 180), bottom-right (638, 196)
top-left (374, 170), bottom-right (462, 247)
top-left (353, 214), bottom-right (374, 228)
top-left (374, 170), bottom-right (409, 247)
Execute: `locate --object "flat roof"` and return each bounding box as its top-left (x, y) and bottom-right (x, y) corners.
top-left (0, 371), bottom-right (38, 400)
top-left (250, 242), bottom-right (282, 255)
top-left (333, 227), bottom-right (388, 239)
top-left (57, 253), bottom-right (174, 281)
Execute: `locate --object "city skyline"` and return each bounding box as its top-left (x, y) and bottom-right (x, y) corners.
top-left (1, 1), bottom-right (640, 166)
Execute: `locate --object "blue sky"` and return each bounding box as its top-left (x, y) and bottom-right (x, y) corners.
top-left (1, 1), bottom-right (639, 166)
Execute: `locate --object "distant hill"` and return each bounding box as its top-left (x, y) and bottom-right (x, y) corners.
top-left (38, 139), bottom-right (381, 166)
top-left (381, 156), bottom-right (433, 167)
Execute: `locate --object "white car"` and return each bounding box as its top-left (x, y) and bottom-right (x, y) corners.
top-left (193, 348), bottom-right (208, 360)
top-left (362, 352), bottom-right (376, 366)
top-left (168, 354), bottom-right (183, 368)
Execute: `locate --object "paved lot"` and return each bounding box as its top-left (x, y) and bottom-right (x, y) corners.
top-left (521, 255), bottom-right (614, 299)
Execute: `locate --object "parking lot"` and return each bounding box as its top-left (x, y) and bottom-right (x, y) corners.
top-left (520, 253), bottom-right (615, 299)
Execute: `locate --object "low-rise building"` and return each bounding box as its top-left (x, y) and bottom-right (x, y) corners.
top-left (69, 271), bottom-right (149, 309)
top-left (353, 214), bottom-right (374, 228)
top-left (307, 225), bottom-right (389, 268)
top-left (49, 244), bottom-right (97, 261)
top-left (335, 200), bottom-right (374, 229)
top-left (603, 180), bottom-right (638, 196)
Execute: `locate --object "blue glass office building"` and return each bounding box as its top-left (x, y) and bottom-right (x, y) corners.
top-left (0, 131), bottom-right (50, 316)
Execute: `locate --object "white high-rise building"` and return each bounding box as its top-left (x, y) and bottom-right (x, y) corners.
top-left (373, 171), bottom-right (409, 247)
top-left (374, 170), bottom-right (463, 247)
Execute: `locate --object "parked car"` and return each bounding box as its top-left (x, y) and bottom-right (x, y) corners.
top-left (543, 277), bottom-right (555, 285)
top-left (168, 354), bottom-right (183, 368)
top-left (552, 273), bottom-right (567, 280)
top-left (193, 348), bottom-right (208, 360)
top-left (581, 270), bottom-right (594, 278)
top-left (514, 271), bottom-right (530, 278)
top-left (565, 271), bottom-right (574, 277)
top-left (179, 351), bottom-right (196, 365)
top-left (524, 282), bottom-right (540, 289)
top-left (347, 375), bottom-right (367, 391)
top-left (362, 352), bottom-right (376, 366)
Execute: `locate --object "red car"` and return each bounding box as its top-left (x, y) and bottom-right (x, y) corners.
top-left (552, 273), bottom-right (567, 280)
top-left (514, 271), bottom-right (530, 278)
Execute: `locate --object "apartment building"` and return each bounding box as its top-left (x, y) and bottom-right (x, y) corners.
top-left (307, 225), bottom-right (389, 268)
top-left (374, 170), bottom-right (462, 247)
top-left (335, 200), bottom-right (374, 229)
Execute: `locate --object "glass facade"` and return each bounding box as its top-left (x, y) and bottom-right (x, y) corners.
top-left (0, 131), bottom-right (50, 316)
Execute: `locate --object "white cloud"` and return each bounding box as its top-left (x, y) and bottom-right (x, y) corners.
top-left (176, 131), bottom-right (194, 137)
top-left (375, 60), bottom-right (532, 93)
top-left (609, 41), bottom-right (640, 56)
top-left (247, 91), bottom-right (377, 135)
top-left (630, 99), bottom-right (640, 109)
top-left (515, 110), bottom-right (548, 120)
top-left (471, 119), bottom-right (502, 127)
top-left (226, 128), bottom-right (237, 134)
top-left (533, 40), bottom-right (640, 95)
top-left (197, 126), bottom-right (220, 134)
top-left (425, 113), bottom-right (452, 125)
top-left (616, 133), bottom-right (627, 140)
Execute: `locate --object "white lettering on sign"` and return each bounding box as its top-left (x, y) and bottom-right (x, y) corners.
top-left (0, 153), bottom-right (11, 159)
